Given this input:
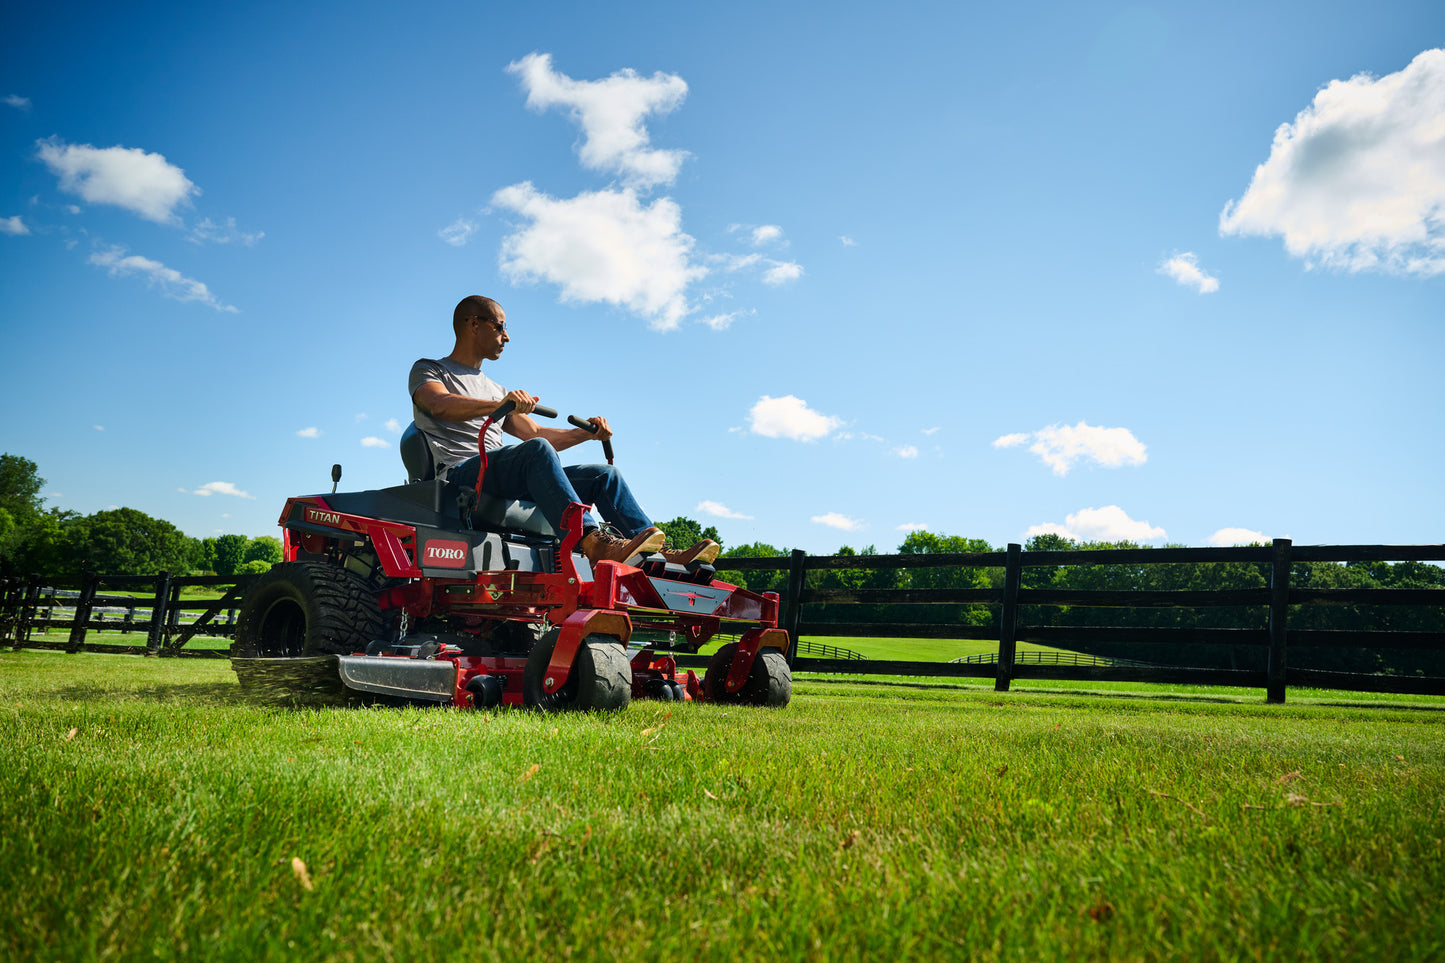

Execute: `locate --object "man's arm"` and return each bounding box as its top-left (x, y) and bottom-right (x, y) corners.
top-left (505, 413), bottom-right (614, 454)
top-left (412, 382), bottom-right (536, 422)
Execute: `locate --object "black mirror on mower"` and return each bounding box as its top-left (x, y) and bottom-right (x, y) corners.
top-left (331, 464), bottom-right (342, 493)
top-left (567, 415), bottom-right (615, 464)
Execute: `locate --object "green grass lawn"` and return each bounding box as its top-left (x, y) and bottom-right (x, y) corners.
top-left (2, 649), bottom-right (1442, 961)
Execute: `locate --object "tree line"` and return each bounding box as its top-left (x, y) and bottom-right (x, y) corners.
top-left (1, 454), bottom-right (282, 578)
top-left (8, 452), bottom-right (1441, 675)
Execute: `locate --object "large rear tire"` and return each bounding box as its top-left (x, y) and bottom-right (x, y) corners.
top-left (703, 642), bottom-right (792, 707)
top-left (233, 561), bottom-right (385, 658)
top-left (522, 631), bottom-right (632, 712)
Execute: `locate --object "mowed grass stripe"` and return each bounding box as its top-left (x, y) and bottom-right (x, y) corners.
top-left (2, 650), bottom-right (1442, 962)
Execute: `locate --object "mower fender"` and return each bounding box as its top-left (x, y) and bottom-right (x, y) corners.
top-left (543, 609), bottom-right (632, 694)
top-left (336, 655), bottom-right (457, 703)
top-left (725, 627), bottom-right (791, 693)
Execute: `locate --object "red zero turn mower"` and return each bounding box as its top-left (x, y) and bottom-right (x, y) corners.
top-left (230, 401), bottom-right (791, 711)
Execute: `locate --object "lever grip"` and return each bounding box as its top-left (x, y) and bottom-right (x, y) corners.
top-left (491, 400), bottom-right (556, 420)
top-left (567, 415), bottom-right (615, 463)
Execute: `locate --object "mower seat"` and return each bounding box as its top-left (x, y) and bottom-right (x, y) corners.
top-left (400, 423), bottom-right (556, 538)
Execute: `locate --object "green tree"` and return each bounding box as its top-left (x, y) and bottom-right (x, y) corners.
top-left (243, 536), bottom-right (284, 567)
top-left (0, 453), bottom-right (45, 519)
top-left (0, 454), bottom-right (46, 574)
top-left (716, 541), bottom-right (788, 592)
top-left (66, 508), bottom-right (197, 575)
top-left (13, 509), bottom-right (80, 575)
top-left (210, 534), bottom-right (249, 576)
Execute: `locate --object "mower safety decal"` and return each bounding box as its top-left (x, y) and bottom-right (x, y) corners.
top-left (646, 578), bottom-right (733, 616)
top-left (421, 538), bottom-right (470, 569)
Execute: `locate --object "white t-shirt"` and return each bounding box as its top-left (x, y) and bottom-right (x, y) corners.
top-left (408, 357), bottom-right (508, 471)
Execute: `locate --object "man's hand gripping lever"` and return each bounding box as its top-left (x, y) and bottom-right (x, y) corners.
top-left (567, 415), bottom-right (615, 465)
top-left (458, 400), bottom-right (559, 527)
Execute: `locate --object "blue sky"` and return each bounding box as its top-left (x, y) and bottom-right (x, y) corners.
top-left (2, 0), bottom-right (1442, 555)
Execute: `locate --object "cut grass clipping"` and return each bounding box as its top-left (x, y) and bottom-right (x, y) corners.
top-left (2, 649), bottom-right (1442, 962)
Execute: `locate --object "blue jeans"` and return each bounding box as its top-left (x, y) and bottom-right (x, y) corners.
top-left (445, 438), bottom-right (653, 537)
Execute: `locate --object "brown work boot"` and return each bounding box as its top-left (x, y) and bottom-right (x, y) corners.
top-left (660, 539), bottom-right (721, 566)
top-left (578, 526), bottom-right (665, 566)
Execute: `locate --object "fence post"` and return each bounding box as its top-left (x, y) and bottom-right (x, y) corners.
top-left (995, 543), bottom-right (1022, 692)
top-left (782, 549), bottom-right (808, 665)
top-left (0, 578), bottom-right (16, 645)
top-left (1267, 538), bottom-right (1292, 704)
top-left (146, 571), bottom-right (172, 656)
top-left (15, 577), bottom-right (41, 649)
top-left (162, 582), bottom-right (183, 653)
top-left (67, 572), bottom-right (99, 654)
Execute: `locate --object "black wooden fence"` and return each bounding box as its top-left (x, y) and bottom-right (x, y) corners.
top-left (4, 540), bottom-right (1443, 703)
top-left (0, 572), bottom-right (257, 658)
top-left (710, 540), bottom-right (1445, 703)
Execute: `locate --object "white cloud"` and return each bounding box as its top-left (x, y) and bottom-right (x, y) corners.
top-left (188, 217), bottom-right (263, 246)
top-left (5, 94), bottom-right (31, 110)
top-left (996, 421), bottom-right (1147, 476)
top-left (361, 437), bottom-right (388, 448)
top-left (840, 235), bottom-right (857, 247)
top-left (894, 445), bottom-right (919, 459)
top-left (747, 395), bottom-right (842, 442)
top-left (922, 427), bottom-right (941, 436)
top-left (716, 252), bottom-right (762, 272)
top-left (1207, 527), bottom-right (1270, 547)
top-left (1158, 252), bottom-right (1219, 293)
top-left (37, 138), bottom-right (198, 224)
top-left (492, 182), bottom-right (704, 331)
top-left (88, 245), bottom-right (237, 312)
top-left (507, 52), bottom-right (689, 189)
top-left (93, 425), bottom-right (104, 432)
top-left (1219, 47), bottom-right (1445, 277)
top-left (296, 427), bottom-right (321, 438)
top-left (750, 224), bottom-right (784, 246)
top-left (698, 311), bottom-right (741, 331)
top-left (761, 260), bottom-right (803, 286)
top-left (1, 216), bottom-right (29, 235)
top-left (1026, 505), bottom-right (1165, 543)
top-left (697, 500), bottom-right (753, 520)
top-left (440, 218), bottom-right (476, 247)
top-left (384, 418), bottom-right (403, 433)
top-left (813, 512), bottom-right (863, 532)
top-left (897, 522), bottom-right (929, 532)
top-left (193, 481), bottom-right (254, 499)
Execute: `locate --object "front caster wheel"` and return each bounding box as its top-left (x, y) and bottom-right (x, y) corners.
top-left (702, 642), bottom-right (792, 707)
top-left (522, 631), bottom-right (632, 711)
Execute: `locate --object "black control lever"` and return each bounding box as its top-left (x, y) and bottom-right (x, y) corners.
top-left (568, 415), bottom-right (615, 464)
top-left (489, 400), bottom-right (558, 421)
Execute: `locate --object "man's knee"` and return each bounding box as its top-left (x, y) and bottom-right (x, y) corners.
top-left (516, 437), bottom-right (559, 463)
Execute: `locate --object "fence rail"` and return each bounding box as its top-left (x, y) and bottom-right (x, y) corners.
top-left (5, 539), bottom-right (1444, 703)
top-left (1, 572), bottom-right (257, 658)
top-left (712, 540), bottom-right (1445, 703)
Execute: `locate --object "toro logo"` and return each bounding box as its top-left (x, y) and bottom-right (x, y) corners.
top-left (422, 539), bottom-right (470, 568)
top-left (305, 508), bottom-right (342, 526)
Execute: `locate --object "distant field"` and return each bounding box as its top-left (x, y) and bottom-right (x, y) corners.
top-left (793, 635), bottom-right (1070, 662)
top-left (2, 649), bottom-right (1442, 961)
